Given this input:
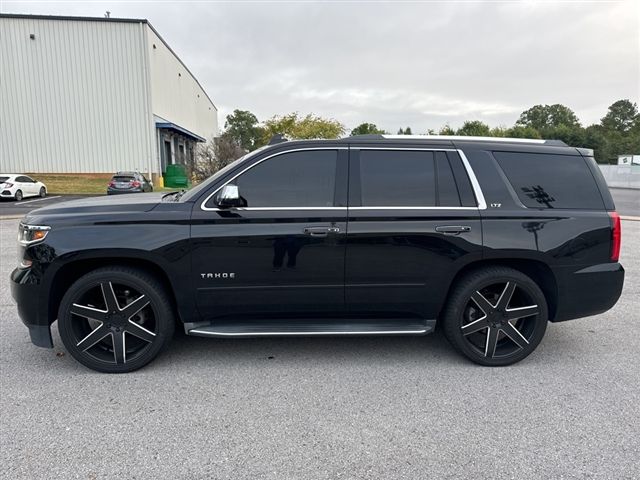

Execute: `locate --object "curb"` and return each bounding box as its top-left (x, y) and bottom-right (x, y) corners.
top-left (0, 215), bottom-right (24, 220)
top-left (621, 216), bottom-right (640, 222)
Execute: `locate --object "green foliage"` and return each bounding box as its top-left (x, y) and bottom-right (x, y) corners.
top-left (600, 100), bottom-right (639, 133)
top-left (438, 124), bottom-right (456, 135)
top-left (224, 109), bottom-right (265, 152)
top-left (456, 120), bottom-right (491, 136)
top-left (262, 113), bottom-right (345, 142)
top-left (505, 125), bottom-right (542, 139)
top-left (516, 104), bottom-right (581, 132)
top-left (397, 127), bottom-right (413, 135)
top-left (350, 123), bottom-right (386, 135)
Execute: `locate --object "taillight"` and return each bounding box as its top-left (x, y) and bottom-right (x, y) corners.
top-left (132, 180), bottom-right (141, 187)
top-left (2, 182), bottom-right (13, 188)
top-left (108, 181), bottom-right (115, 187)
top-left (609, 211), bottom-right (621, 262)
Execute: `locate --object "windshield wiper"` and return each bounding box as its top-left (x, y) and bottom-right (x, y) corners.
top-left (162, 189), bottom-right (187, 202)
top-left (161, 191), bottom-right (180, 201)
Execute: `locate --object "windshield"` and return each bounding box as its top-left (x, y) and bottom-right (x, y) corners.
top-left (179, 146), bottom-right (268, 202)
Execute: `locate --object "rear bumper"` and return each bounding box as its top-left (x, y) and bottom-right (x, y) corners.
top-left (107, 188), bottom-right (144, 195)
top-left (10, 268), bottom-right (53, 348)
top-left (552, 262), bottom-right (625, 322)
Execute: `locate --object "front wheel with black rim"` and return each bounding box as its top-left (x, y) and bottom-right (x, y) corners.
top-left (39, 186), bottom-right (46, 198)
top-left (57, 267), bottom-right (175, 373)
top-left (442, 267), bottom-right (548, 366)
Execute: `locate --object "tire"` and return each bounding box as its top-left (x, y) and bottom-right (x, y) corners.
top-left (442, 267), bottom-right (548, 366)
top-left (39, 187), bottom-right (46, 198)
top-left (15, 190), bottom-right (23, 201)
top-left (57, 267), bottom-right (175, 373)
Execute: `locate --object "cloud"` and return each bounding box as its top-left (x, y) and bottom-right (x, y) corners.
top-left (3, 0), bottom-right (639, 132)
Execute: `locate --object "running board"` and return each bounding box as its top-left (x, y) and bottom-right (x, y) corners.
top-left (185, 319), bottom-right (436, 338)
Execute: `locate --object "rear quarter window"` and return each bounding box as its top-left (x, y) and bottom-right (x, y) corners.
top-left (493, 151), bottom-right (604, 210)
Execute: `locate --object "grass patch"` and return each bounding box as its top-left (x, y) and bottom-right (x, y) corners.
top-left (27, 174), bottom-right (175, 195)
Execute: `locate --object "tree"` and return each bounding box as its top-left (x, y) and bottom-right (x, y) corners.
top-left (516, 104), bottom-right (581, 131)
top-left (396, 127), bottom-right (413, 135)
top-left (600, 99), bottom-right (639, 133)
top-left (262, 113), bottom-right (345, 142)
top-left (224, 109), bottom-right (265, 151)
top-left (456, 120), bottom-right (491, 137)
top-left (187, 133), bottom-right (245, 182)
top-left (350, 123), bottom-right (386, 135)
top-left (438, 124), bottom-right (456, 135)
top-left (506, 125), bottom-right (542, 139)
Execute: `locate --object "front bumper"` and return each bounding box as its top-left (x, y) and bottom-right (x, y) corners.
top-left (552, 262), bottom-right (625, 322)
top-left (10, 268), bottom-right (53, 348)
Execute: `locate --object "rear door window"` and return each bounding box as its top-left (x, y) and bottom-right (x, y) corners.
top-left (358, 150), bottom-right (437, 206)
top-left (494, 151), bottom-right (604, 209)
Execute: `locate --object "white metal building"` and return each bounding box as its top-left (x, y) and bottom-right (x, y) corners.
top-left (0, 14), bottom-right (218, 179)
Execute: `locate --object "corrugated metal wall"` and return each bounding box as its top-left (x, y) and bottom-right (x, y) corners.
top-left (0, 17), bottom-right (153, 173)
top-left (146, 27), bottom-right (218, 142)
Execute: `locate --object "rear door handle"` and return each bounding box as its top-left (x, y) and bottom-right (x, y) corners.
top-left (303, 226), bottom-right (340, 237)
top-left (435, 225), bottom-right (471, 234)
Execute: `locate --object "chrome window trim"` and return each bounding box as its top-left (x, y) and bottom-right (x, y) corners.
top-left (199, 146), bottom-right (487, 212)
top-left (456, 149), bottom-right (487, 210)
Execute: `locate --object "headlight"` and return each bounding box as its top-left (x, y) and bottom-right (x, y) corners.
top-left (18, 223), bottom-right (51, 246)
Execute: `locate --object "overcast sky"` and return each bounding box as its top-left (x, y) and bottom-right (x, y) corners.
top-left (3, 0), bottom-right (639, 133)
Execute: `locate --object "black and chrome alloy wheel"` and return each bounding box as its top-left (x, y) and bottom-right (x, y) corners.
top-left (442, 267), bottom-right (548, 366)
top-left (58, 267), bottom-right (174, 373)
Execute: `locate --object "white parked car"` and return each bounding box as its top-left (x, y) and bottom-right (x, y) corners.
top-left (0, 174), bottom-right (47, 201)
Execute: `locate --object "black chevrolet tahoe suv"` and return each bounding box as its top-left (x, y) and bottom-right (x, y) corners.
top-left (11, 135), bottom-right (624, 372)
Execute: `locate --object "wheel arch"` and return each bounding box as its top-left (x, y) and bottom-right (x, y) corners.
top-left (440, 258), bottom-right (559, 321)
top-left (47, 255), bottom-right (182, 327)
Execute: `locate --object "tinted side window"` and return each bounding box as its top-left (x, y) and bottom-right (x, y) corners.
top-left (16, 176), bottom-right (29, 182)
top-left (359, 150), bottom-right (436, 206)
top-left (234, 150), bottom-right (337, 207)
top-left (494, 151), bottom-right (604, 209)
top-left (435, 152), bottom-right (461, 206)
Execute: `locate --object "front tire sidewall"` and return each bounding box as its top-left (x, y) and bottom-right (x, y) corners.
top-left (444, 269), bottom-right (548, 367)
top-left (58, 268), bottom-right (174, 373)
top-left (39, 187), bottom-right (46, 198)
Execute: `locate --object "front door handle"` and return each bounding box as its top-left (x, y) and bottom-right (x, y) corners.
top-left (435, 225), bottom-right (471, 234)
top-left (303, 226), bottom-right (340, 237)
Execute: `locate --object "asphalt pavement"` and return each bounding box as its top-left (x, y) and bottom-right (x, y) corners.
top-left (610, 187), bottom-right (639, 217)
top-left (0, 217), bottom-right (638, 479)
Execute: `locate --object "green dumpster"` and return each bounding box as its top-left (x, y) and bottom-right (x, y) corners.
top-left (164, 164), bottom-right (189, 189)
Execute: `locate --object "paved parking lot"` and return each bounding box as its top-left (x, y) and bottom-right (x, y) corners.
top-left (0, 217), bottom-right (638, 479)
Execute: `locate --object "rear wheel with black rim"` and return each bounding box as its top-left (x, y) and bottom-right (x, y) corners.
top-left (14, 190), bottom-right (23, 201)
top-left (57, 267), bottom-right (175, 373)
top-left (442, 267), bottom-right (548, 366)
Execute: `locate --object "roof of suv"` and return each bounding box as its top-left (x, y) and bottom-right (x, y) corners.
top-left (343, 134), bottom-right (567, 146)
top-left (261, 134), bottom-right (593, 157)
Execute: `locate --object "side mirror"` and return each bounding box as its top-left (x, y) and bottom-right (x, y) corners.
top-left (216, 184), bottom-right (244, 208)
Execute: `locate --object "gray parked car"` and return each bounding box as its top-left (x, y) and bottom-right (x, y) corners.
top-left (107, 171), bottom-right (153, 195)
